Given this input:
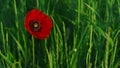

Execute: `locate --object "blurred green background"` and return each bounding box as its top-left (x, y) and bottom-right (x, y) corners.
top-left (0, 0), bottom-right (120, 68)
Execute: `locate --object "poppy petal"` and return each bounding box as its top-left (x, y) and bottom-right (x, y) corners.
top-left (24, 9), bottom-right (52, 39)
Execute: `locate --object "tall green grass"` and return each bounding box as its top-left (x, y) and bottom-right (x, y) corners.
top-left (0, 0), bottom-right (120, 68)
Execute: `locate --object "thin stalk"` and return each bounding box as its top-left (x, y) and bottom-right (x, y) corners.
top-left (13, 0), bottom-right (19, 41)
top-left (0, 22), bottom-right (6, 53)
top-left (6, 32), bottom-right (9, 67)
top-left (77, 0), bottom-right (80, 27)
top-left (117, 0), bottom-right (120, 19)
top-left (104, 27), bottom-right (111, 68)
top-left (94, 51), bottom-right (98, 68)
top-left (36, 0), bottom-right (39, 8)
top-left (45, 39), bottom-right (53, 68)
top-left (62, 22), bottom-right (69, 68)
top-left (86, 25), bottom-right (93, 68)
top-left (47, 0), bottom-right (50, 15)
top-left (32, 36), bottom-right (35, 67)
top-left (110, 38), bottom-right (118, 68)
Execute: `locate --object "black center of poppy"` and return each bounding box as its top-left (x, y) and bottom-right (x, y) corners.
top-left (29, 20), bottom-right (41, 32)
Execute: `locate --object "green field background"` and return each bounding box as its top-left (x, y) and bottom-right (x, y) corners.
top-left (0, 0), bottom-right (120, 68)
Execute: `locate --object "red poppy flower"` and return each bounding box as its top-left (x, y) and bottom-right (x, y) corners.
top-left (24, 9), bottom-right (52, 39)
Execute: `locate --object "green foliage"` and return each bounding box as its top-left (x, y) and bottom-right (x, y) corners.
top-left (0, 0), bottom-right (120, 68)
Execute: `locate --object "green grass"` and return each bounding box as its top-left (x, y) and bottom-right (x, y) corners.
top-left (0, 0), bottom-right (120, 68)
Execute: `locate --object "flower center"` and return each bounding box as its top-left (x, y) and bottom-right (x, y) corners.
top-left (29, 20), bottom-right (41, 32)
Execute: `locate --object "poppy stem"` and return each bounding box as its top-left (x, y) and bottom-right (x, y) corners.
top-left (32, 36), bottom-right (35, 67)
